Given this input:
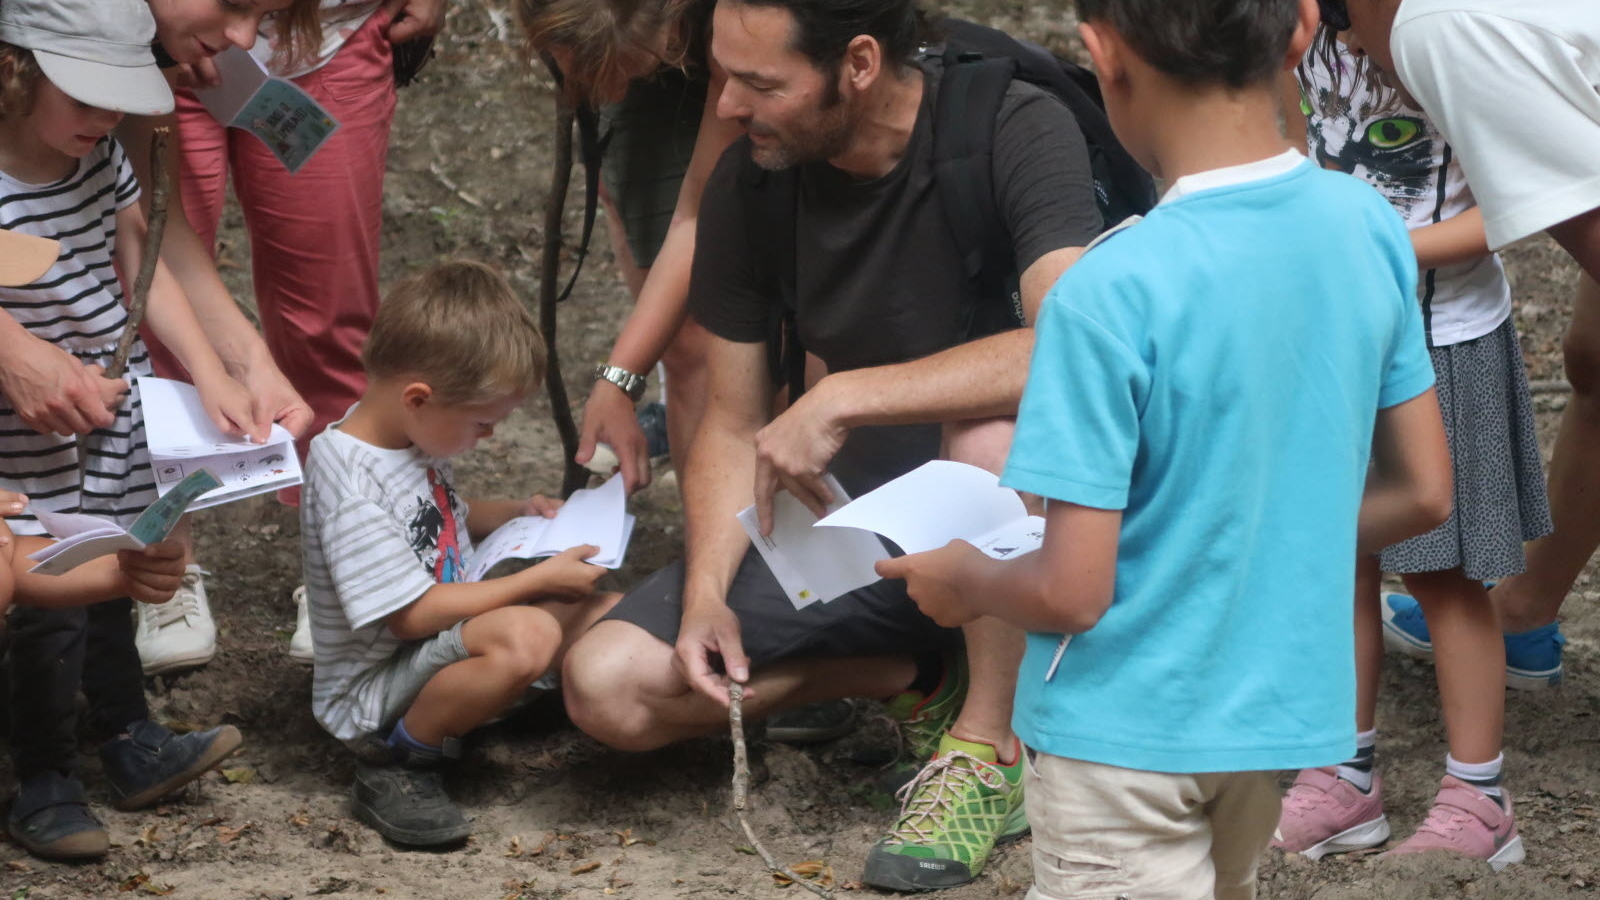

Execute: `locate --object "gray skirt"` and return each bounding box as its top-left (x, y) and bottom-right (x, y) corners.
top-left (1380, 316), bottom-right (1552, 581)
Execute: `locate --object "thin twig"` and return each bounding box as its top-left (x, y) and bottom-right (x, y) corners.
top-left (728, 684), bottom-right (835, 900)
top-left (79, 127), bottom-right (172, 490)
top-left (536, 62), bottom-right (589, 498)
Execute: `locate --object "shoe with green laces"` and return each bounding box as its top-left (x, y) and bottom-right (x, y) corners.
top-left (861, 732), bottom-right (1028, 891)
top-left (883, 653), bottom-right (968, 763)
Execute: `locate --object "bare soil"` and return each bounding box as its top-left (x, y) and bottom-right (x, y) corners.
top-left (4, 3), bottom-right (1598, 898)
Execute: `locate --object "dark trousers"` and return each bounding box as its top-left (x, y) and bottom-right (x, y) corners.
top-left (6, 599), bottom-right (148, 780)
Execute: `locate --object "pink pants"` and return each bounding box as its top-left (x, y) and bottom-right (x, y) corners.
top-left (151, 11), bottom-right (397, 476)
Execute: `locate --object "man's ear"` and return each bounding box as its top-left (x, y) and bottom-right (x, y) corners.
top-left (1285, 0), bottom-right (1321, 69)
top-left (843, 33), bottom-right (880, 92)
top-left (400, 382), bottom-right (434, 410)
top-left (1079, 21), bottom-right (1124, 87)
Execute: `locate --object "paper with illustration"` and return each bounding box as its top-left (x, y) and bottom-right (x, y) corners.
top-left (736, 474), bottom-right (888, 609)
top-left (739, 461), bottom-right (1045, 609)
top-left (467, 474), bottom-right (634, 580)
top-left (27, 469), bottom-right (223, 575)
top-left (138, 377), bottom-right (303, 510)
top-left (193, 47), bottom-right (341, 173)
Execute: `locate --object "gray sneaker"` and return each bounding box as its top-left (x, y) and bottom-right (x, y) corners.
top-left (351, 762), bottom-right (471, 847)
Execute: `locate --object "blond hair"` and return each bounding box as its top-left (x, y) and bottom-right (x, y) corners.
top-left (270, 0), bottom-right (353, 73)
top-left (517, 0), bottom-right (700, 104)
top-left (0, 43), bottom-right (42, 120)
top-left (363, 261), bottom-right (546, 403)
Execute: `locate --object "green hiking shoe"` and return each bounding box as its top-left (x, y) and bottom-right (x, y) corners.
top-left (861, 732), bottom-right (1028, 891)
top-left (882, 653), bottom-right (968, 762)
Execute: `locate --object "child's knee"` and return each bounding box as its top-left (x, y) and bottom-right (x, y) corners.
top-left (478, 606), bottom-right (561, 684)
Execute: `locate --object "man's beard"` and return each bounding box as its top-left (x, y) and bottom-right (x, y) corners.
top-left (749, 80), bottom-right (854, 171)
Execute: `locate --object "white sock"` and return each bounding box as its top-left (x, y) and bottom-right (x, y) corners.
top-left (1335, 729), bottom-right (1377, 792)
top-left (1446, 753), bottom-right (1505, 800)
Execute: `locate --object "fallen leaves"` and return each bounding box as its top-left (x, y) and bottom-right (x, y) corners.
top-left (5, 860), bottom-right (30, 873)
top-left (570, 860), bottom-right (601, 875)
top-left (613, 828), bottom-right (653, 847)
top-left (773, 861), bottom-right (834, 890)
top-left (118, 872), bottom-right (174, 895)
top-left (288, 809), bottom-right (311, 828)
top-left (220, 767), bottom-right (257, 784)
top-left (215, 822), bottom-right (254, 845)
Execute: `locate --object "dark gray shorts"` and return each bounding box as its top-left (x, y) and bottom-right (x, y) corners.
top-left (603, 548), bottom-right (961, 667)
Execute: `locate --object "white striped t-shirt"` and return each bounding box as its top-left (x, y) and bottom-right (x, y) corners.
top-left (0, 138), bottom-right (156, 534)
top-left (301, 421), bottom-right (475, 740)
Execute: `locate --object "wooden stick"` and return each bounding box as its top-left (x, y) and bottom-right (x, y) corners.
top-left (728, 684), bottom-right (835, 900)
top-left (79, 127), bottom-right (172, 489)
top-left (535, 66), bottom-right (589, 498)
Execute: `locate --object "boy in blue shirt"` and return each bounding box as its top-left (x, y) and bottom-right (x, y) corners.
top-left (877, 0), bottom-right (1453, 896)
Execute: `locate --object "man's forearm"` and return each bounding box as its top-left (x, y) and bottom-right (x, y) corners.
top-left (680, 410), bottom-right (765, 614)
top-left (821, 327), bottom-right (1035, 429)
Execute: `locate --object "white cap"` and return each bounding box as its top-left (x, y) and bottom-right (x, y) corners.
top-left (0, 0), bottom-right (174, 116)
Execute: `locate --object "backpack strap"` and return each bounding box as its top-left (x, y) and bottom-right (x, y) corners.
top-left (558, 103), bottom-right (610, 303)
top-left (931, 52), bottom-right (1020, 334)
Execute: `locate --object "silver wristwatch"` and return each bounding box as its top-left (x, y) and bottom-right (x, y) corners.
top-left (594, 363), bottom-right (647, 403)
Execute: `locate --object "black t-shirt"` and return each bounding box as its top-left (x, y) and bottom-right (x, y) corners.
top-left (690, 64), bottom-right (1101, 493)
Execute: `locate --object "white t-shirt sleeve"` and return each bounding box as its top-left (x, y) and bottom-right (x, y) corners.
top-left (1392, 6), bottom-right (1600, 249)
top-left (322, 493), bottom-right (438, 631)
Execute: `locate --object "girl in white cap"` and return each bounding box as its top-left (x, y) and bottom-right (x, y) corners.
top-left (0, 0), bottom-right (258, 863)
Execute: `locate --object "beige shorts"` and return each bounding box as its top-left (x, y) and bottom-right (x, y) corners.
top-left (1023, 752), bottom-right (1280, 900)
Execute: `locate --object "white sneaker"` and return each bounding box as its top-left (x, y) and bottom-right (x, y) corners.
top-left (135, 564), bottom-right (217, 675)
top-left (289, 585), bottom-right (314, 665)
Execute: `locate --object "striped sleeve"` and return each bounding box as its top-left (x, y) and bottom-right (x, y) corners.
top-left (322, 493), bottom-right (438, 631)
top-left (110, 139), bottom-right (140, 210)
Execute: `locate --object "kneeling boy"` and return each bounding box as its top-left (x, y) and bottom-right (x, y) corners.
top-left (301, 261), bottom-right (614, 847)
top-left (880, 0), bottom-right (1453, 897)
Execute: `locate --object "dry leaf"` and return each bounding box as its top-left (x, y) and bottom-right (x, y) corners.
top-left (288, 809), bottom-right (311, 828)
top-left (119, 872), bottom-right (150, 892)
top-left (220, 767), bottom-right (256, 784)
top-left (570, 861), bottom-right (601, 875)
top-left (139, 882), bottom-right (175, 897)
top-left (199, 817), bottom-right (223, 827)
top-left (613, 828), bottom-right (652, 847)
top-left (137, 824), bottom-right (160, 846)
top-left (773, 861), bottom-right (835, 889)
top-left (216, 822), bottom-right (253, 844)
top-left (505, 835), bottom-right (523, 858)
top-left (5, 860), bottom-right (30, 872)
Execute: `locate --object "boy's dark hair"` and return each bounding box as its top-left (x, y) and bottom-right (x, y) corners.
top-left (1074, 0), bottom-right (1300, 89)
top-left (728, 0), bottom-right (926, 72)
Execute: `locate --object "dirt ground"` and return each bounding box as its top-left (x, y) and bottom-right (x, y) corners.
top-left (5, 2), bottom-right (1600, 898)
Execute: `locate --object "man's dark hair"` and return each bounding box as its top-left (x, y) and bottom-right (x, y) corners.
top-left (730, 0), bottom-right (926, 72)
top-left (1074, 0), bottom-right (1301, 89)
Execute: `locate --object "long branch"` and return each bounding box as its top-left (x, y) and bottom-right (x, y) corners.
top-left (109, 126), bottom-right (171, 380)
top-left (728, 684), bottom-right (835, 900)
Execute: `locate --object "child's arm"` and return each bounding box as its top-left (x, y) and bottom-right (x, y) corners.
top-left (9, 538), bottom-right (186, 608)
top-left (876, 501), bottom-right (1122, 633)
top-left (385, 544), bottom-right (604, 640)
top-left (1410, 207), bottom-right (1492, 270)
top-left (112, 203), bottom-right (262, 442)
top-left (1358, 388), bottom-right (1453, 554)
top-left (465, 494), bottom-right (562, 542)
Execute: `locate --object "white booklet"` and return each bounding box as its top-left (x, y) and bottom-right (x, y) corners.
top-left (138, 377), bottom-right (303, 510)
top-left (466, 474), bottom-right (634, 581)
top-left (27, 469), bottom-right (222, 575)
top-left (738, 462), bottom-right (1045, 609)
top-left (193, 47), bottom-right (341, 173)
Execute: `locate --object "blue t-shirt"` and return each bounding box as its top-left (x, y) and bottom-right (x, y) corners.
top-left (1002, 153), bottom-right (1435, 774)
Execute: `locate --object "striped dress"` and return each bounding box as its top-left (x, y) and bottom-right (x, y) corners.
top-left (0, 138), bottom-right (156, 535)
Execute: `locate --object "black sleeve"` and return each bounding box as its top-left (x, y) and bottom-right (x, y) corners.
top-left (993, 84), bottom-right (1103, 273)
top-left (687, 138), bottom-right (773, 344)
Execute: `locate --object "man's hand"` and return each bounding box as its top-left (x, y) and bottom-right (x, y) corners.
top-left (753, 383), bottom-right (849, 533)
top-left (116, 540), bottom-right (187, 605)
top-left (0, 334), bottom-right (126, 436)
top-left (876, 541), bottom-right (986, 628)
top-left (576, 381), bottom-right (651, 494)
top-left (235, 359), bottom-right (314, 439)
top-left (673, 603), bottom-right (750, 706)
top-left (524, 494), bottom-right (563, 518)
top-left (382, 0), bottom-right (446, 44)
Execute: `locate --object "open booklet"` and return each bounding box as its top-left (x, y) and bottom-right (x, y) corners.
top-left (138, 377), bottom-right (303, 510)
top-left (466, 474), bottom-right (635, 581)
top-left (192, 47), bottom-right (341, 173)
top-left (27, 470), bottom-right (223, 575)
top-left (737, 461), bottom-right (1044, 609)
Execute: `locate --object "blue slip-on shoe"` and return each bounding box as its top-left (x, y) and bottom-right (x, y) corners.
top-left (7, 771), bottom-right (109, 860)
top-left (1381, 592), bottom-right (1564, 690)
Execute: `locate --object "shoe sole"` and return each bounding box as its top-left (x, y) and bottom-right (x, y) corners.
top-left (141, 647), bottom-right (218, 677)
top-left (1381, 595), bottom-right (1563, 690)
top-left (1292, 814), bottom-right (1391, 860)
top-left (1507, 665), bottom-right (1561, 692)
top-left (1489, 834), bottom-right (1525, 872)
top-left (7, 822), bottom-right (110, 860)
top-left (288, 649), bottom-right (315, 667)
top-left (351, 801), bottom-right (472, 848)
top-left (111, 725), bottom-right (243, 811)
top-left (861, 798), bottom-right (1029, 892)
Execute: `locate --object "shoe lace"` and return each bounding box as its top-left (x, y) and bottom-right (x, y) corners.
top-left (144, 572), bottom-right (201, 630)
top-left (883, 751), bottom-right (1005, 846)
top-left (398, 769), bottom-right (450, 807)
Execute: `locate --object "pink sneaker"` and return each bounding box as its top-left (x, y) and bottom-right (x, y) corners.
top-left (1272, 767), bottom-right (1390, 859)
top-left (1384, 776), bottom-right (1524, 872)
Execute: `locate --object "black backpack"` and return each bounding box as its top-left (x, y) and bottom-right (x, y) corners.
top-left (752, 18), bottom-right (1157, 400)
